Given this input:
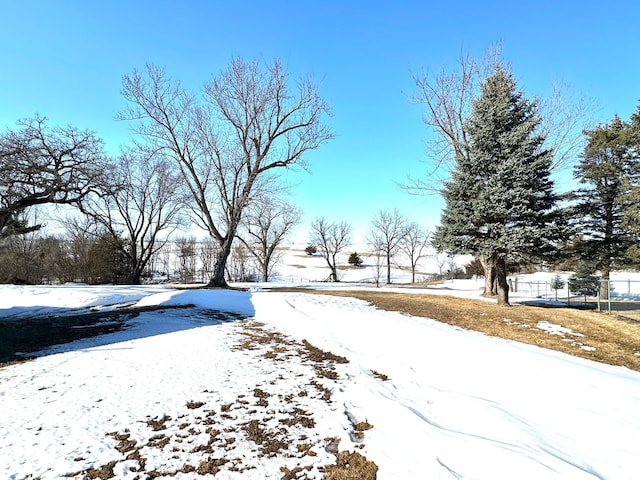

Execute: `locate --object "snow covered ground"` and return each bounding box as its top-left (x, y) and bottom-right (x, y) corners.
top-left (272, 245), bottom-right (640, 302)
top-left (2, 280), bottom-right (640, 479)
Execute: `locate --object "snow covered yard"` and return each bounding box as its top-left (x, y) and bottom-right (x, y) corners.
top-left (1, 285), bottom-right (640, 479)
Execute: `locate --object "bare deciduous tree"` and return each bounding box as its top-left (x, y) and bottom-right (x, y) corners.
top-left (199, 239), bottom-right (219, 283)
top-left (434, 253), bottom-right (448, 280)
top-left (79, 149), bottom-right (184, 284)
top-left (398, 222), bottom-right (430, 283)
top-left (176, 236), bottom-right (197, 283)
top-left (238, 198), bottom-right (301, 282)
top-left (369, 237), bottom-right (385, 288)
top-left (310, 217), bottom-right (352, 282)
top-left (0, 116), bottom-right (108, 237)
top-left (119, 58), bottom-right (332, 287)
top-left (62, 216), bottom-right (128, 284)
top-left (367, 209), bottom-right (408, 284)
top-left (227, 244), bottom-right (255, 282)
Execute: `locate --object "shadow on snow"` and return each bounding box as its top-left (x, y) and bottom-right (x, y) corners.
top-left (0, 289), bottom-right (255, 364)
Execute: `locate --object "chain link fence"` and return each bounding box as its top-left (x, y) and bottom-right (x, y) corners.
top-left (511, 277), bottom-right (640, 320)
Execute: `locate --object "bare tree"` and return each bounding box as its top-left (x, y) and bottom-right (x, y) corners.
top-left (408, 44), bottom-right (591, 192)
top-left (62, 216), bottom-right (128, 284)
top-left (0, 220), bottom-right (44, 284)
top-left (367, 209), bottom-right (408, 284)
top-left (79, 149), bottom-right (184, 284)
top-left (406, 47), bottom-right (497, 193)
top-left (119, 59), bottom-right (332, 287)
top-left (369, 237), bottom-right (385, 288)
top-left (199, 239), bottom-right (219, 283)
top-left (176, 236), bottom-right (197, 283)
top-left (398, 222), bottom-right (430, 283)
top-left (434, 253), bottom-right (448, 281)
top-left (238, 198), bottom-right (301, 282)
top-left (0, 116), bottom-right (108, 237)
top-left (309, 217), bottom-right (352, 282)
top-left (226, 243), bottom-right (255, 282)
top-left (537, 80), bottom-right (597, 173)
top-left (62, 216), bottom-right (99, 283)
top-left (447, 254), bottom-right (459, 280)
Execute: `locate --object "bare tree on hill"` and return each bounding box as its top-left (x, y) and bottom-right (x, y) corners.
top-left (310, 217), bottom-right (352, 282)
top-left (398, 222), bottom-right (430, 283)
top-left (367, 209), bottom-right (408, 284)
top-left (238, 198), bottom-right (301, 282)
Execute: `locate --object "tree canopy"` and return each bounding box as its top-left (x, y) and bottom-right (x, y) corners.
top-left (0, 116), bottom-right (107, 237)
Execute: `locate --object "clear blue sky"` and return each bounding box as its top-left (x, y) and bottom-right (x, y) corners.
top-left (2, 0), bottom-right (639, 243)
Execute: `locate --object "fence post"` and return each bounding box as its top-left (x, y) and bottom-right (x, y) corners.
top-left (608, 280), bottom-right (612, 315)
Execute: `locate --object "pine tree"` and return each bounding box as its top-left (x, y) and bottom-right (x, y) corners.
top-left (573, 115), bottom-right (636, 295)
top-left (622, 105), bottom-right (640, 264)
top-left (348, 252), bottom-right (363, 267)
top-left (550, 274), bottom-right (566, 301)
top-left (432, 66), bottom-right (564, 305)
top-left (568, 263), bottom-right (600, 304)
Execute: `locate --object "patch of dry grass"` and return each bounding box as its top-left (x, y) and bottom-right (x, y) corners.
top-left (324, 451), bottom-right (378, 480)
top-left (296, 290), bottom-right (640, 372)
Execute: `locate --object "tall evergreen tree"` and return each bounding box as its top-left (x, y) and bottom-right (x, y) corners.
top-left (432, 66), bottom-right (563, 305)
top-left (622, 105), bottom-right (640, 264)
top-left (573, 115), bottom-right (635, 294)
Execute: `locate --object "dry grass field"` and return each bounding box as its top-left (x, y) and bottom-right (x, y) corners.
top-left (298, 290), bottom-right (640, 372)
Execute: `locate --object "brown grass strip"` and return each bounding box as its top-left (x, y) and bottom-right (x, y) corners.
top-left (282, 289), bottom-right (640, 372)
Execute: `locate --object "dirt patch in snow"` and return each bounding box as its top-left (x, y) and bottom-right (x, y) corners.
top-left (63, 320), bottom-right (377, 479)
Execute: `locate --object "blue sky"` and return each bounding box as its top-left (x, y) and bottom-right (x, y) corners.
top-left (2, 0), bottom-right (639, 242)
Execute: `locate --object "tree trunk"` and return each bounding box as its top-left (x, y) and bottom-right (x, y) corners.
top-left (329, 263), bottom-right (339, 282)
top-left (599, 268), bottom-right (610, 300)
top-left (479, 254), bottom-right (497, 297)
top-left (126, 254), bottom-right (143, 285)
top-left (495, 257), bottom-right (510, 305)
top-left (128, 269), bottom-right (142, 285)
top-left (386, 254), bottom-right (392, 284)
top-left (207, 237), bottom-right (233, 288)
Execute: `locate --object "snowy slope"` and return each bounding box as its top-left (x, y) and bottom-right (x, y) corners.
top-left (1, 285), bottom-right (640, 479)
